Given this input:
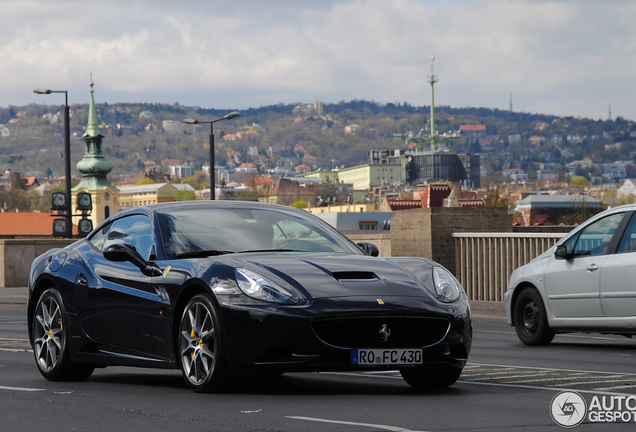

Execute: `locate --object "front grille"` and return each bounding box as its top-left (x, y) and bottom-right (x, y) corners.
top-left (311, 316), bottom-right (450, 349)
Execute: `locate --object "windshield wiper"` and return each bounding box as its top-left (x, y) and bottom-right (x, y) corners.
top-left (237, 249), bottom-right (301, 253)
top-left (176, 249), bottom-right (233, 259)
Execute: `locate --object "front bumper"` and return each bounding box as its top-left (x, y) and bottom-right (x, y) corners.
top-left (217, 295), bottom-right (472, 375)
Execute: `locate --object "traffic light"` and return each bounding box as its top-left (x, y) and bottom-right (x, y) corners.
top-left (78, 219), bottom-right (93, 237)
top-left (77, 192), bottom-right (92, 210)
top-left (52, 219), bottom-right (67, 237)
top-left (51, 192), bottom-right (66, 211)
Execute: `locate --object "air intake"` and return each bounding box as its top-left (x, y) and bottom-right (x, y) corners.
top-left (331, 271), bottom-right (377, 281)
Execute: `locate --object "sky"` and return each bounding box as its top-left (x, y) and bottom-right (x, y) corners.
top-left (1, 0), bottom-right (635, 121)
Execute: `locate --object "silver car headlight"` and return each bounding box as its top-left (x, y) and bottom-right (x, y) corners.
top-left (235, 268), bottom-right (299, 305)
top-left (432, 266), bottom-right (462, 303)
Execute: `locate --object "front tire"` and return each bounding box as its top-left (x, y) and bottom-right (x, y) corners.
top-left (178, 294), bottom-right (230, 393)
top-left (32, 288), bottom-right (94, 381)
top-left (400, 366), bottom-right (462, 389)
top-left (513, 288), bottom-right (554, 346)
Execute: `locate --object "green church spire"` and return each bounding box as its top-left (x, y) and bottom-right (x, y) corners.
top-left (82, 73), bottom-right (104, 139)
top-left (73, 74), bottom-right (116, 192)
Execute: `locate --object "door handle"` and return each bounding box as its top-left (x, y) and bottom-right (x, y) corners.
top-left (586, 264), bottom-right (599, 272)
top-left (76, 274), bottom-right (88, 285)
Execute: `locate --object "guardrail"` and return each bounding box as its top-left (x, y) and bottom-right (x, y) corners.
top-left (452, 232), bottom-right (566, 302)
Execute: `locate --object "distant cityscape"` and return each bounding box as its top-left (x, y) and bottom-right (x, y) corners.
top-left (1, 86), bottom-right (636, 235)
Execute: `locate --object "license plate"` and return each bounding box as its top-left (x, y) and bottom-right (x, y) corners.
top-left (351, 348), bottom-right (423, 366)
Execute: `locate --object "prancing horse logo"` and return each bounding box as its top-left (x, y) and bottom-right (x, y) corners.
top-left (379, 324), bottom-right (391, 342)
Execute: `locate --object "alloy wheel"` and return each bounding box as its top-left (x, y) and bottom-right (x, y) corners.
top-left (179, 300), bottom-right (216, 385)
top-left (33, 295), bottom-right (64, 372)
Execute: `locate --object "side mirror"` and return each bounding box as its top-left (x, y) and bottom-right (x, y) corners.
top-left (555, 245), bottom-right (569, 259)
top-left (357, 242), bottom-right (380, 257)
top-left (103, 243), bottom-right (161, 276)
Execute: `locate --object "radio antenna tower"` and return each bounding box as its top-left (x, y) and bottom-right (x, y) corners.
top-left (510, 93), bottom-right (513, 112)
top-left (427, 56), bottom-right (439, 153)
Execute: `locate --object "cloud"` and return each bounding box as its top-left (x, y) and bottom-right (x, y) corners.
top-left (1, 0), bottom-right (635, 120)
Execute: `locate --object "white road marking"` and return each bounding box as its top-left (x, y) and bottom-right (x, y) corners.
top-left (0, 385), bottom-right (45, 392)
top-left (468, 362), bottom-right (636, 376)
top-left (0, 348), bottom-right (32, 353)
top-left (287, 416), bottom-right (430, 432)
top-left (459, 380), bottom-right (636, 397)
top-left (595, 384), bottom-right (636, 391)
top-left (505, 372), bottom-right (589, 384)
top-left (563, 377), bottom-right (636, 387)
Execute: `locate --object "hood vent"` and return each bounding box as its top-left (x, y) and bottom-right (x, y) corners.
top-left (331, 271), bottom-right (378, 281)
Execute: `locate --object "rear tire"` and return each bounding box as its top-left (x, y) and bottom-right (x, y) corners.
top-left (178, 294), bottom-right (231, 393)
top-left (32, 288), bottom-right (94, 381)
top-left (400, 366), bottom-right (462, 389)
top-left (513, 288), bottom-right (554, 346)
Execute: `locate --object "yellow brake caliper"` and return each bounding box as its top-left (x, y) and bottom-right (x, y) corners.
top-left (191, 328), bottom-right (195, 359)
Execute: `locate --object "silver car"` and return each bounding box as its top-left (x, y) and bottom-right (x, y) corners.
top-left (505, 204), bottom-right (636, 345)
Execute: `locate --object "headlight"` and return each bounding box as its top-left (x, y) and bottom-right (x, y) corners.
top-left (432, 266), bottom-right (462, 303)
top-left (235, 268), bottom-right (299, 304)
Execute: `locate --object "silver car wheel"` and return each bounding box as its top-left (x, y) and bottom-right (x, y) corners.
top-left (33, 294), bottom-right (64, 372)
top-left (179, 299), bottom-right (216, 386)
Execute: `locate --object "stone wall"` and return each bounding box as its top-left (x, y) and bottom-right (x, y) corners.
top-left (391, 207), bottom-right (512, 274)
top-left (0, 239), bottom-right (76, 287)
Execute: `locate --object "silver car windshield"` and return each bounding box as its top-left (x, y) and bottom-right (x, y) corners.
top-left (156, 206), bottom-right (362, 259)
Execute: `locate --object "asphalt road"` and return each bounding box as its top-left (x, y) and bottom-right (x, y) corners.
top-left (2, 309), bottom-right (636, 432)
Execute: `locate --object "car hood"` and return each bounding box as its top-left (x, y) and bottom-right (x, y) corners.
top-left (220, 253), bottom-right (436, 300)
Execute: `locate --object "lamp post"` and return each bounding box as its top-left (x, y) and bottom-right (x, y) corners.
top-left (183, 111), bottom-right (240, 200)
top-left (34, 88), bottom-right (72, 238)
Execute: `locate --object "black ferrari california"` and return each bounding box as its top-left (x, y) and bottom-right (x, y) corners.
top-left (27, 201), bottom-right (471, 392)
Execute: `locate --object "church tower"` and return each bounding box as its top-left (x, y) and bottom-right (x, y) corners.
top-left (72, 76), bottom-right (119, 229)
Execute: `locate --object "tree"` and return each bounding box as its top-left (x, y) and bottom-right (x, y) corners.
top-left (290, 199), bottom-right (308, 209)
top-left (236, 185), bottom-right (265, 202)
top-left (133, 177), bottom-right (155, 185)
top-left (174, 190), bottom-right (197, 201)
top-left (0, 187), bottom-right (32, 211)
top-left (180, 176), bottom-right (200, 190)
top-left (483, 187), bottom-right (507, 208)
top-left (570, 176), bottom-right (588, 190)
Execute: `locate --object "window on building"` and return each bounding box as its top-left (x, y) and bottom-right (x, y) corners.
top-left (359, 221), bottom-right (378, 230)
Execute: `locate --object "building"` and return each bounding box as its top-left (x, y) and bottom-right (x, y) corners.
top-left (162, 120), bottom-right (196, 134)
top-left (170, 164), bottom-right (193, 179)
top-left (313, 212), bottom-right (393, 233)
top-left (116, 183), bottom-right (180, 210)
top-left (300, 170), bottom-right (339, 183)
top-left (617, 179), bottom-right (636, 200)
top-left (292, 101), bottom-right (324, 117)
top-left (335, 164), bottom-right (401, 203)
top-left (513, 194), bottom-right (604, 226)
top-left (503, 168), bottom-right (528, 183)
top-left (460, 124), bottom-right (486, 136)
top-left (603, 163), bottom-right (627, 183)
top-left (72, 79), bottom-right (119, 228)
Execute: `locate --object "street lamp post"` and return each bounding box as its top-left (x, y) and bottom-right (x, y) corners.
top-left (184, 111), bottom-right (240, 200)
top-left (34, 88), bottom-right (72, 239)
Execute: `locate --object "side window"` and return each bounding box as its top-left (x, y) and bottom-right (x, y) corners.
top-left (88, 222), bottom-right (113, 251)
top-left (102, 215), bottom-right (155, 261)
top-left (572, 213), bottom-right (624, 256)
top-left (618, 214), bottom-right (636, 253)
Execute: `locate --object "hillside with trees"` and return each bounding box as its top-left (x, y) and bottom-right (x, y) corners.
top-left (1, 101), bottom-right (635, 186)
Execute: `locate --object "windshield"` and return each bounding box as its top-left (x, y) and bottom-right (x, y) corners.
top-left (156, 206), bottom-right (362, 259)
